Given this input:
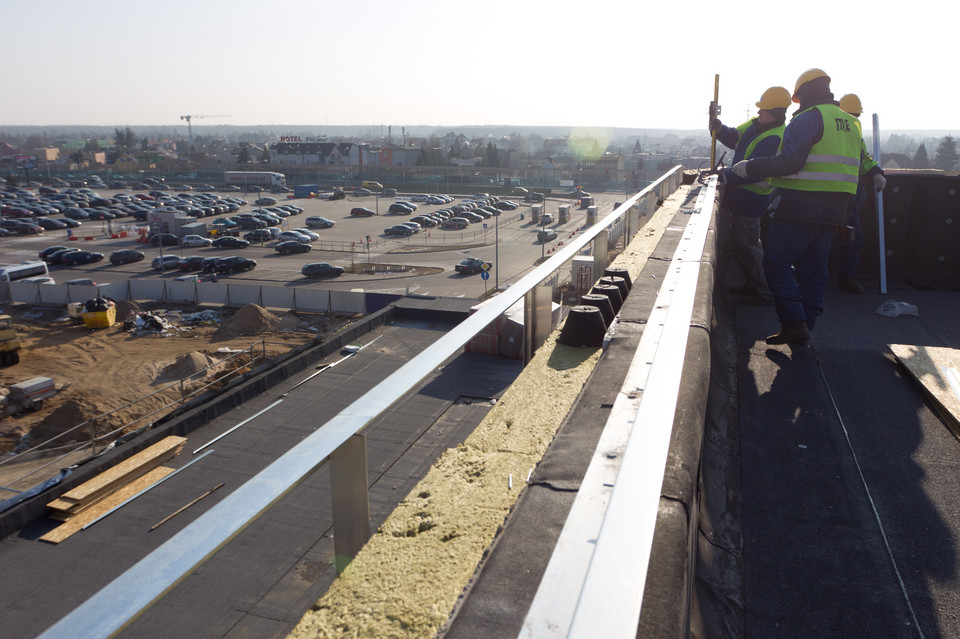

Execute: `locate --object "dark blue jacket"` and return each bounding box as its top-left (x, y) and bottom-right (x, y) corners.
top-left (716, 120), bottom-right (782, 217)
top-left (744, 99), bottom-right (856, 226)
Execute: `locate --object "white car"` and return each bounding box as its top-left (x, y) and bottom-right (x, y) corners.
top-left (180, 234), bottom-right (212, 248)
top-left (291, 228), bottom-right (319, 241)
top-left (277, 231), bottom-right (312, 243)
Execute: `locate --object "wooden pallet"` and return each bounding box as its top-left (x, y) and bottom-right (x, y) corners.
top-left (45, 436), bottom-right (186, 523)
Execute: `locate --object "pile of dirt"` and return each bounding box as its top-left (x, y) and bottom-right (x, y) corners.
top-left (30, 397), bottom-right (120, 445)
top-left (157, 351), bottom-right (220, 384)
top-left (215, 304), bottom-right (281, 337)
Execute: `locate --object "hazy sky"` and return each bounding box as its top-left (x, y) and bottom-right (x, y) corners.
top-left (2, 0), bottom-right (954, 134)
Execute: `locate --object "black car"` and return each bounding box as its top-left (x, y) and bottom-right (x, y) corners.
top-left (301, 262), bottom-right (344, 278)
top-left (46, 247), bottom-right (82, 264)
top-left (61, 250), bottom-right (104, 266)
top-left (274, 241), bottom-right (312, 255)
top-left (212, 236), bottom-right (250, 249)
top-left (388, 203), bottom-right (414, 214)
top-left (455, 257), bottom-right (492, 274)
top-left (109, 249), bottom-right (145, 265)
top-left (179, 256), bottom-right (205, 271)
top-left (39, 245), bottom-right (70, 260)
top-left (150, 233), bottom-right (180, 246)
top-left (214, 256), bottom-right (257, 274)
top-left (243, 229), bottom-right (274, 243)
top-left (200, 256), bottom-right (223, 272)
top-left (383, 225), bottom-right (413, 237)
top-left (36, 218), bottom-right (68, 230)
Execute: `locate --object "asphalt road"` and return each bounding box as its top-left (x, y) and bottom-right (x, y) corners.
top-left (0, 190), bottom-right (627, 298)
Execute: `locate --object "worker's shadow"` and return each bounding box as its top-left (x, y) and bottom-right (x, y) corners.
top-left (742, 343), bottom-right (954, 635)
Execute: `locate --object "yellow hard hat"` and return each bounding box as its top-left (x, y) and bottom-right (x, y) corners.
top-left (839, 93), bottom-right (863, 116)
top-left (756, 86), bottom-right (792, 110)
top-left (793, 68), bottom-right (830, 95)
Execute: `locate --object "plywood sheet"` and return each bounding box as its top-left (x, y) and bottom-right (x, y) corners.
top-left (40, 466), bottom-right (175, 544)
top-left (889, 344), bottom-right (960, 439)
top-left (53, 436), bottom-right (186, 508)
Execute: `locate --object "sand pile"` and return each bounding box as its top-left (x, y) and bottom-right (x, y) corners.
top-left (32, 397), bottom-right (121, 444)
top-left (157, 351), bottom-right (220, 383)
top-left (215, 304), bottom-right (281, 337)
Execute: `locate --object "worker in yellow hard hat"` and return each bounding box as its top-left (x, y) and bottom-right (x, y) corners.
top-left (835, 93), bottom-right (886, 293)
top-left (731, 68), bottom-right (862, 345)
top-left (709, 86), bottom-right (791, 305)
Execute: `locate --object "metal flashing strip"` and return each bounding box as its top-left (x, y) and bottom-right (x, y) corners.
top-left (38, 167), bottom-right (685, 639)
top-left (521, 177), bottom-right (716, 638)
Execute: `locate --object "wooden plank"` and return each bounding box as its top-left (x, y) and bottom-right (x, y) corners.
top-left (40, 466), bottom-right (175, 544)
top-left (889, 344), bottom-right (960, 440)
top-left (52, 436), bottom-right (186, 508)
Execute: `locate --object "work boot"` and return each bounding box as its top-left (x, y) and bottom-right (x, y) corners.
top-left (765, 321), bottom-right (811, 346)
top-left (838, 275), bottom-right (864, 294)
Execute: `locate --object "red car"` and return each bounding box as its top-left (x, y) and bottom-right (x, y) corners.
top-left (350, 207), bottom-right (376, 217)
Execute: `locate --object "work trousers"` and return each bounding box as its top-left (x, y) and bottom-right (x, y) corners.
top-left (717, 207), bottom-right (771, 296)
top-left (763, 219), bottom-right (836, 330)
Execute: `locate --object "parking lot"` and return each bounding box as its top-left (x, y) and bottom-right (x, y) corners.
top-left (1, 183), bottom-right (621, 297)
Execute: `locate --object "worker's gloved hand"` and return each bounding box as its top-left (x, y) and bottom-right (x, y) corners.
top-left (731, 161), bottom-right (750, 178)
top-left (873, 174), bottom-right (887, 191)
top-left (709, 118), bottom-right (722, 133)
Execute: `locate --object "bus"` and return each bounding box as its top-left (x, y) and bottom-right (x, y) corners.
top-left (0, 261), bottom-right (51, 282)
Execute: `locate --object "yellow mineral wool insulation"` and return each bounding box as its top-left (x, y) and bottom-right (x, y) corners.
top-left (288, 185), bottom-right (695, 639)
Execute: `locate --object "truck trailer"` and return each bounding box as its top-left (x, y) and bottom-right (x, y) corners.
top-left (223, 171), bottom-right (287, 190)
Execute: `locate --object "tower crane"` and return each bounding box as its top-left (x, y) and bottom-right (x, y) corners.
top-left (179, 114), bottom-right (231, 147)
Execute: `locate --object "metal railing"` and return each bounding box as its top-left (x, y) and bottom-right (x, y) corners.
top-left (521, 176), bottom-right (717, 638)
top-left (38, 167), bottom-right (686, 639)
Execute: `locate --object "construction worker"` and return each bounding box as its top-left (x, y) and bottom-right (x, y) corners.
top-left (709, 86), bottom-right (791, 305)
top-left (731, 69), bottom-right (862, 345)
top-left (836, 93), bottom-right (886, 293)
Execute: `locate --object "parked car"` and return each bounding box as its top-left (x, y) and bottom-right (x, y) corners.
top-left (350, 207), bottom-right (376, 217)
top-left (301, 262), bottom-right (344, 278)
top-left (152, 255), bottom-right (182, 270)
top-left (173, 274), bottom-right (201, 283)
top-left (455, 257), bottom-right (492, 274)
top-left (305, 216), bottom-right (335, 228)
top-left (388, 203), bottom-right (414, 214)
top-left (36, 218), bottom-right (68, 231)
top-left (291, 228), bottom-right (319, 241)
top-left (150, 233), bottom-right (179, 246)
top-left (212, 236), bottom-right (250, 249)
top-left (254, 197), bottom-right (277, 206)
top-left (178, 256), bottom-right (205, 271)
top-left (200, 257), bottom-right (223, 272)
top-left (59, 250), bottom-right (103, 266)
top-left (214, 256), bottom-right (257, 274)
top-left (109, 249), bottom-right (145, 265)
top-left (274, 241), bottom-right (313, 255)
top-left (441, 217), bottom-right (469, 230)
top-left (39, 245), bottom-right (70, 260)
top-left (243, 229), bottom-right (274, 243)
top-left (383, 225), bottom-right (413, 237)
top-left (180, 234), bottom-right (212, 248)
top-left (46, 248), bottom-right (81, 264)
top-left (277, 230), bottom-right (312, 243)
